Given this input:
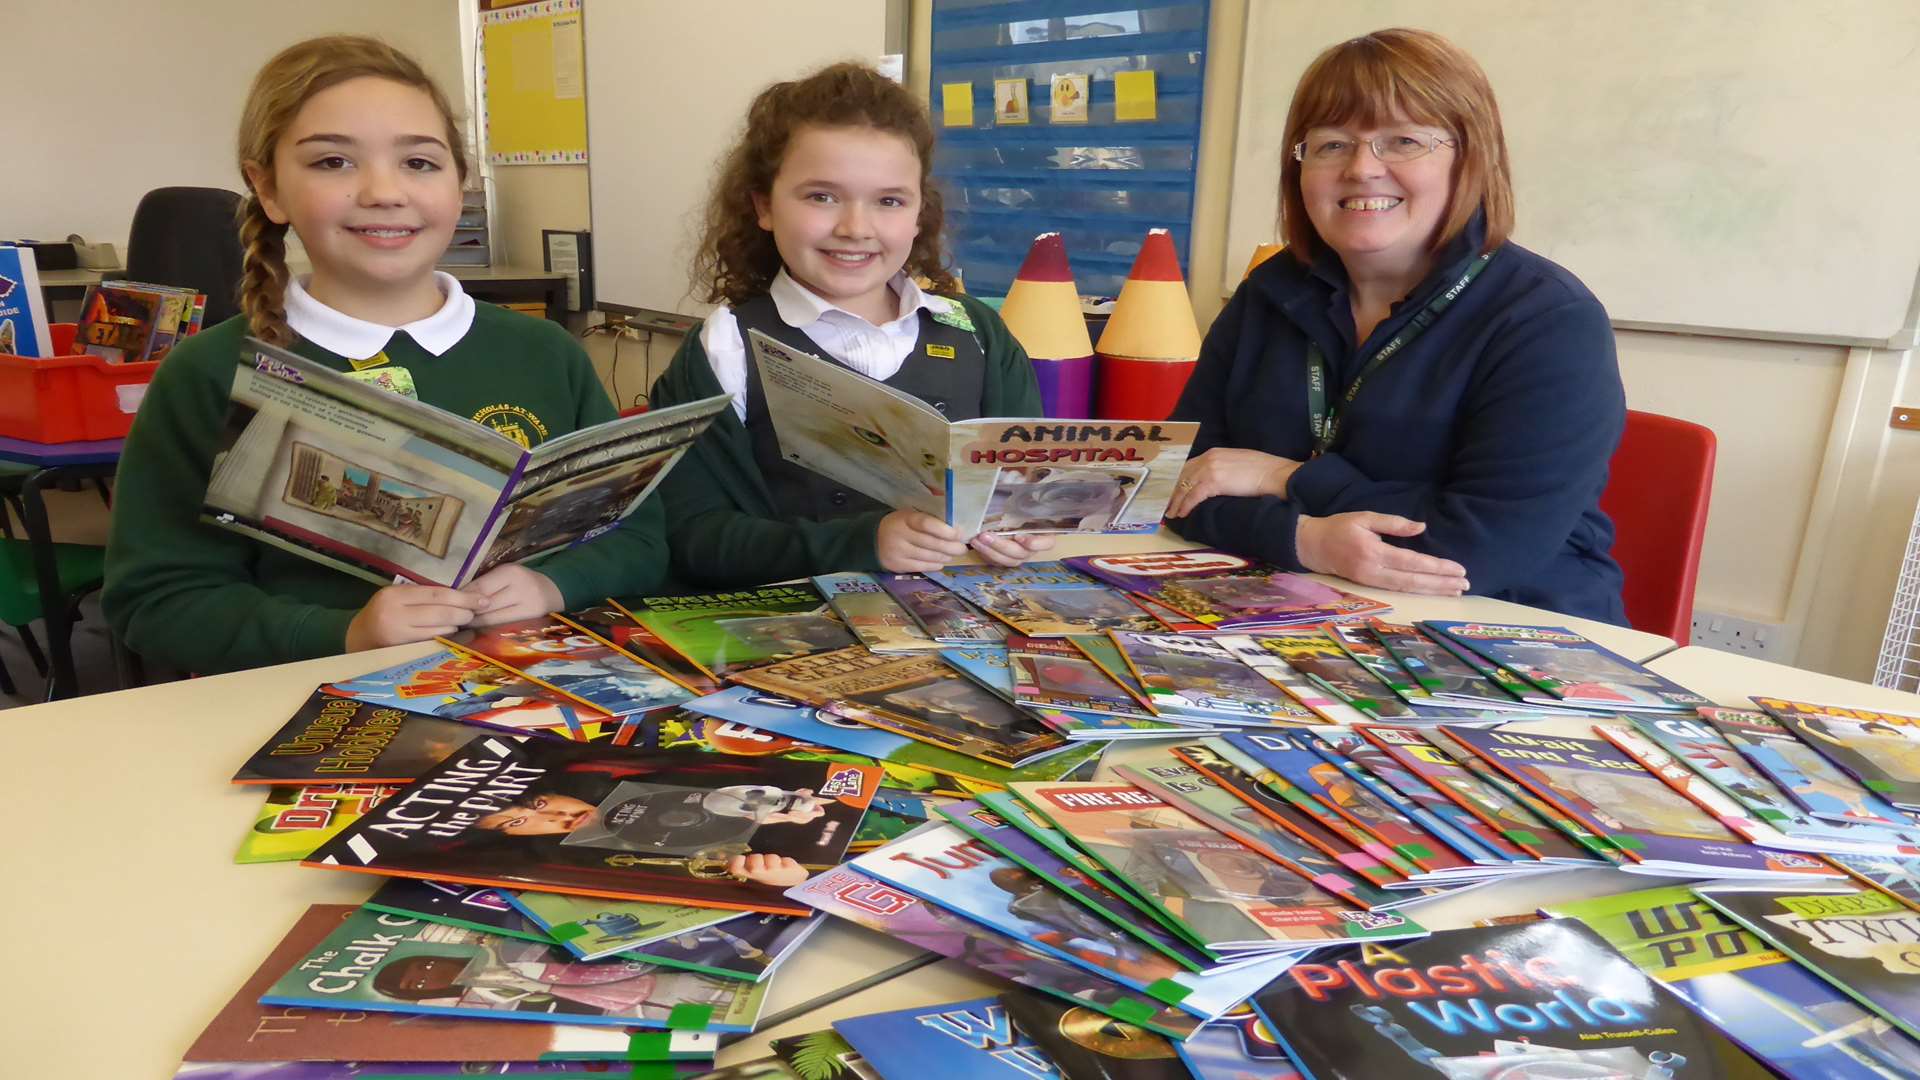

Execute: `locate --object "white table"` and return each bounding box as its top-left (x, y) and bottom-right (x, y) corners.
top-left (2, 544), bottom-right (1676, 1076)
top-left (1645, 644), bottom-right (1920, 712)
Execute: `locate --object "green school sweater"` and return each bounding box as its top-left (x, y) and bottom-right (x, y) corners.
top-left (647, 293), bottom-right (1042, 587)
top-left (103, 304), bottom-right (669, 673)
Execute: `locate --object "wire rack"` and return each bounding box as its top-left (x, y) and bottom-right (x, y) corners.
top-left (1874, 496), bottom-right (1920, 690)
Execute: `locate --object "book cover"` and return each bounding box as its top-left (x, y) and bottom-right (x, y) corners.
top-left (559, 602), bottom-right (723, 693)
top-left (1245, 629), bottom-right (1416, 720)
top-left (1352, 724), bottom-right (1605, 864)
top-left (999, 989), bottom-right (1190, 1078)
top-left (1367, 620), bottom-right (1530, 710)
top-left (258, 907), bottom-right (768, 1031)
top-left (1298, 729), bottom-right (1505, 867)
top-left (1176, 1006), bottom-right (1299, 1080)
top-left (505, 891), bottom-right (737, 962)
top-left (922, 563), bottom-right (1159, 637)
top-left (1109, 632), bottom-right (1316, 723)
top-left (1212, 634), bottom-right (1369, 726)
top-left (1010, 781), bottom-right (1426, 951)
top-left (679, 686), bottom-right (1103, 790)
top-left (834, 996), bottom-right (1060, 1079)
top-left (1698, 886), bottom-right (1920, 1043)
top-left (0, 245), bottom-right (52, 357)
top-left (1446, 728), bottom-right (1833, 878)
top-left (182, 905), bottom-right (700, 1061)
top-left (1552, 884), bottom-right (1920, 1079)
top-left (1316, 726), bottom-right (1530, 864)
top-left (74, 279), bottom-right (167, 362)
top-left (1114, 755), bottom-right (1403, 913)
top-left (321, 649), bottom-right (600, 734)
top-left (1755, 697), bottom-right (1920, 811)
top-left (1828, 853), bottom-right (1920, 911)
top-left (1425, 621), bottom-right (1710, 711)
top-left (632, 583), bottom-right (856, 678)
top-left (787, 866), bottom-right (1200, 1038)
top-left (1597, 721), bottom-right (1865, 857)
top-left (363, 878), bottom-right (551, 943)
top-left (730, 645), bottom-right (1070, 768)
top-left (851, 823), bottom-right (1300, 1017)
top-left (750, 328), bottom-right (1196, 534)
top-left (1062, 550), bottom-right (1387, 631)
top-left (1219, 731), bottom-right (1469, 876)
top-left (234, 783), bottom-right (400, 864)
top-left (813, 572), bottom-right (943, 653)
top-left (768, 1029), bottom-right (870, 1080)
top-left (445, 617), bottom-right (693, 718)
top-left (1252, 921), bottom-right (1771, 1079)
top-left (1009, 635), bottom-right (1157, 718)
top-left (1701, 707), bottom-right (1915, 828)
top-left (879, 573), bottom-right (1007, 643)
top-left (648, 698), bottom-right (985, 798)
top-left (936, 798), bottom-right (1215, 971)
top-left (307, 738), bottom-right (881, 915)
top-left (1629, 714), bottom-right (1920, 856)
top-left (1427, 728), bottom-right (1627, 865)
top-left (1198, 737), bottom-right (1421, 882)
top-left (1165, 741), bottom-right (1405, 890)
top-left (233, 691), bottom-right (489, 785)
top-left (174, 1062), bottom-right (681, 1078)
top-left (204, 338), bottom-right (727, 587)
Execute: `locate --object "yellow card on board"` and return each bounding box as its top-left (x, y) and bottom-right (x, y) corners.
top-left (1114, 70), bottom-right (1158, 122)
top-left (942, 82), bottom-right (974, 128)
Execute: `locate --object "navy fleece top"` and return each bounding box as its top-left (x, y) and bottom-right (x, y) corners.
top-left (1168, 215), bottom-right (1628, 624)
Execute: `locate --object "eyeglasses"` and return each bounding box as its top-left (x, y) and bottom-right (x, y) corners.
top-left (1291, 132), bottom-right (1457, 166)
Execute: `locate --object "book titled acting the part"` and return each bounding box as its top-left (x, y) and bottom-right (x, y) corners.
top-left (204, 338), bottom-right (728, 588)
top-left (306, 736), bottom-right (881, 915)
top-left (748, 328), bottom-right (1195, 535)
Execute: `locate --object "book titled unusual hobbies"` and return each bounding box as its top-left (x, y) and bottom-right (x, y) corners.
top-left (1252, 921), bottom-right (1771, 1079)
top-left (306, 737), bottom-right (881, 915)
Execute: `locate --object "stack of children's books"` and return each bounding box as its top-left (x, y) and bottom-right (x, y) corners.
top-left (181, 538), bottom-right (1920, 1077)
top-left (74, 278), bottom-right (207, 362)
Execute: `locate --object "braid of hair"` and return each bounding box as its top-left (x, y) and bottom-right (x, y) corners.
top-left (236, 194), bottom-right (292, 346)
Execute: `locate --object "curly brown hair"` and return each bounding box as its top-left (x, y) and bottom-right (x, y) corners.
top-left (693, 62), bottom-right (955, 306)
top-left (235, 36), bottom-right (469, 345)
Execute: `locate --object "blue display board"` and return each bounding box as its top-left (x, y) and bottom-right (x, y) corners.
top-left (930, 0), bottom-right (1211, 299)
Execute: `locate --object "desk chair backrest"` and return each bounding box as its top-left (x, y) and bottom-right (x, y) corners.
top-left (1599, 409), bottom-right (1717, 644)
top-left (125, 187), bottom-right (245, 327)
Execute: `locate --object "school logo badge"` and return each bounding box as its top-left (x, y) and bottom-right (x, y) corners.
top-left (0, 273), bottom-right (16, 301)
top-left (470, 403), bottom-right (548, 448)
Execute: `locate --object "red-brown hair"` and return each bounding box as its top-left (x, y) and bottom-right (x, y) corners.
top-left (693, 62), bottom-right (955, 306)
top-left (1278, 28), bottom-right (1513, 264)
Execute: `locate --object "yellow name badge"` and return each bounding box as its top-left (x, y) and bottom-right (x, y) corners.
top-left (926, 343), bottom-right (957, 360)
top-left (349, 350), bottom-right (392, 371)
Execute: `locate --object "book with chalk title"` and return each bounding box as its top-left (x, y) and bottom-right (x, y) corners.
top-left (1251, 920), bottom-right (1771, 1079)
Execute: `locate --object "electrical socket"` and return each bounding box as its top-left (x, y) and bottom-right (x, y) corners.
top-left (1691, 610), bottom-right (1794, 659)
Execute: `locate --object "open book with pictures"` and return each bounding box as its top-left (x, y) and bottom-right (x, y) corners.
top-left (749, 328), bottom-right (1196, 535)
top-left (203, 337), bottom-right (729, 587)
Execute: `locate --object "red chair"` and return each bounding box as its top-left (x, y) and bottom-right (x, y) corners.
top-left (1598, 410), bottom-right (1716, 644)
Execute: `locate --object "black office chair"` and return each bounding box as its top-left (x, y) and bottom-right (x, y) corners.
top-left (125, 186), bottom-right (246, 327)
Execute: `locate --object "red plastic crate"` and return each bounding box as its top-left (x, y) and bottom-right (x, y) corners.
top-left (0, 323), bottom-right (158, 443)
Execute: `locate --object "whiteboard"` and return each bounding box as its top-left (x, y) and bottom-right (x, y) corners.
top-left (1224, 1), bottom-right (1920, 344)
top-left (583, 0), bottom-right (886, 317)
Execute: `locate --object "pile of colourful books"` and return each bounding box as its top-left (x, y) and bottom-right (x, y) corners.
top-left (174, 547), bottom-right (1920, 1078)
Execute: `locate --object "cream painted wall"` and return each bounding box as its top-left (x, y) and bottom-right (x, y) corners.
top-left (2, 0), bottom-right (464, 251)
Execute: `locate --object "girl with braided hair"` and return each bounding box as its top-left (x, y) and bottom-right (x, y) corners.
top-left (104, 36), bottom-right (669, 673)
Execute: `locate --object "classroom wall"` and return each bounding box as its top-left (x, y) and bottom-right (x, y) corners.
top-left (2, 0), bottom-right (464, 253)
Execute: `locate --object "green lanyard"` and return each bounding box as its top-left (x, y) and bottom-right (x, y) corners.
top-left (1306, 250), bottom-right (1497, 456)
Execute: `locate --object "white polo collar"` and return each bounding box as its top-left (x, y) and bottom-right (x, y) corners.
top-left (769, 267), bottom-right (949, 330)
top-left (285, 272), bottom-right (476, 359)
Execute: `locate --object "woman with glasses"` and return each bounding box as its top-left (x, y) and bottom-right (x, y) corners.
top-left (1164, 28), bottom-right (1627, 624)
